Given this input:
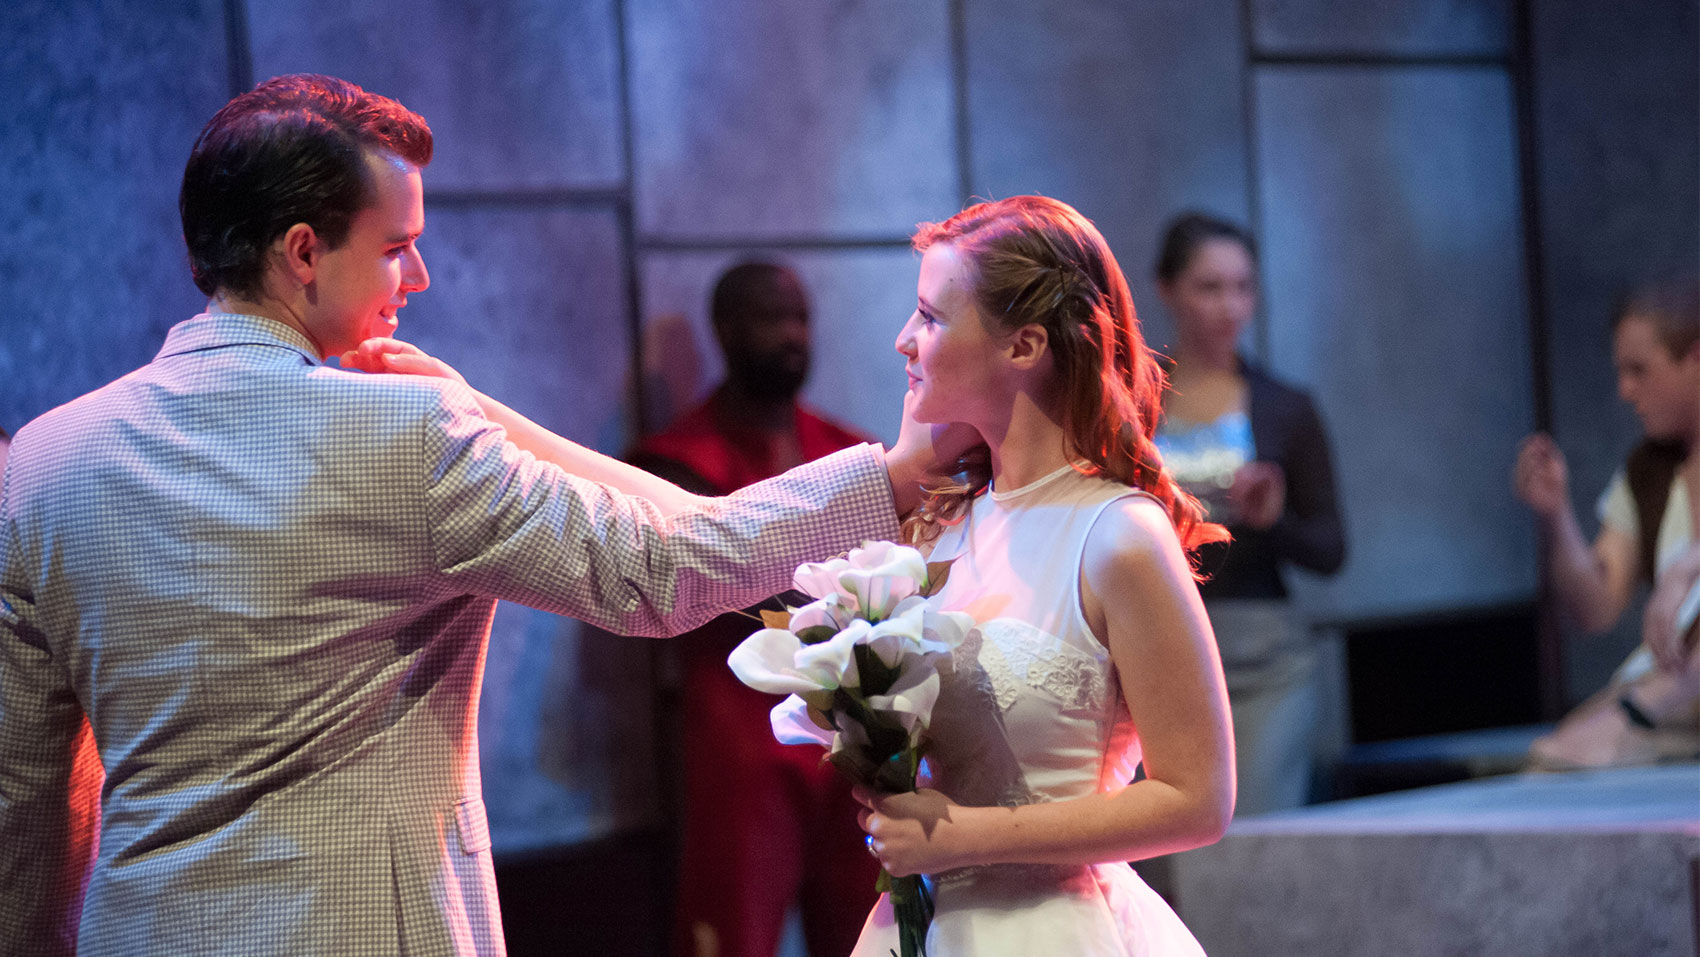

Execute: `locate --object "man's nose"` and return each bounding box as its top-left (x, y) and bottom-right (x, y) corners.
top-left (405, 247), bottom-right (430, 293)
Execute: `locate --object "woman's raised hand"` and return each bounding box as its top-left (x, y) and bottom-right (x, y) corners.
top-left (341, 338), bottom-right (469, 386)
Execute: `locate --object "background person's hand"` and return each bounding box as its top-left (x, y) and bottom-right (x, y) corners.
top-left (1228, 460), bottom-right (1286, 530)
top-left (341, 338), bottom-right (469, 386)
top-left (1513, 432), bottom-right (1570, 519)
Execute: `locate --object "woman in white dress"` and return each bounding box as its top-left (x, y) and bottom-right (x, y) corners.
top-left (851, 196), bottom-right (1235, 956)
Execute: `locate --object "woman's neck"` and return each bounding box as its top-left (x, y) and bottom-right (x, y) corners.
top-left (982, 393), bottom-right (1075, 491)
top-left (1170, 340), bottom-right (1238, 377)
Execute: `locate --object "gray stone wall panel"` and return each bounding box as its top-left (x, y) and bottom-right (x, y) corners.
top-left (1255, 65), bottom-right (1535, 619)
top-left (0, 0), bottom-right (229, 430)
top-left (248, 0), bottom-right (626, 190)
top-left (627, 0), bottom-right (958, 239)
top-left (964, 0), bottom-right (1252, 354)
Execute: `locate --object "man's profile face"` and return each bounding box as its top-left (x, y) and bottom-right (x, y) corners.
top-left (720, 269), bottom-right (811, 399)
top-left (1614, 314), bottom-right (1700, 441)
top-left (304, 150), bottom-right (429, 358)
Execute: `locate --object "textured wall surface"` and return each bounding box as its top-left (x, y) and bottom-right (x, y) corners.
top-left (1256, 65), bottom-right (1536, 619)
top-left (249, 0), bottom-right (626, 190)
top-left (964, 0), bottom-right (1250, 353)
top-left (627, 0), bottom-right (958, 239)
top-left (0, 0), bottom-right (229, 426)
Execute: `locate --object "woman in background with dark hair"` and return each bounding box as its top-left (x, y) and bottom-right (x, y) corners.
top-left (1151, 212), bottom-right (1346, 816)
top-left (850, 196), bottom-right (1233, 955)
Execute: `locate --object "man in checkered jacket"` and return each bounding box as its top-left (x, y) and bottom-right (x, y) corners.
top-left (0, 74), bottom-right (941, 956)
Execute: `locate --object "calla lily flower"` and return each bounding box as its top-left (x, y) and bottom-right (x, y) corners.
top-left (728, 622), bottom-right (864, 695)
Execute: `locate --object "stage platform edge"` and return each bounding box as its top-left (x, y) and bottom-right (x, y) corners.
top-left (1167, 764), bottom-right (1700, 957)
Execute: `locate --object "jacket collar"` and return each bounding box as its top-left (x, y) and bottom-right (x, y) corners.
top-left (155, 313), bottom-right (323, 366)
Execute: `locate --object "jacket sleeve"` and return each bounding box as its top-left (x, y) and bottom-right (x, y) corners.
top-left (417, 383), bottom-right (900, 636)
top-left (1268, 390), bottom-right (1347, 575)
top-left (0, 508), bottom-right (103, 957)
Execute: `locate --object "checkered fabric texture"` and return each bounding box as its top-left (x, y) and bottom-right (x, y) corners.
top-left (0, 314), bottom-right (900, 957)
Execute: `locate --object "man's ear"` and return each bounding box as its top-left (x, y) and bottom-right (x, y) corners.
top-left (276, 223), bottom-right (319, 286)
top-left (1006, 323), bottom-right (1050, 371)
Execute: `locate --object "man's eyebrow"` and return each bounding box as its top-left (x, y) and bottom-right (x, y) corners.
top-left (386, 230), bottom-right (422, 244)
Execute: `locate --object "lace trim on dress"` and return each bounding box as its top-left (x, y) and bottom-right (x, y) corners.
top-left (972, 619), bottom-right (1111, 717)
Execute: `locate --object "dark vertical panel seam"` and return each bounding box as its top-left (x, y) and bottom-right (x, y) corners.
top-left (1511, 0), bottom-right (1564, 719)
top-left (1688, 855), bottom-right (1700, 957)
top-left (612, 0), bottom-right (648, 437)
top-left (612, 7), bottom-right (671, 945)
top-left (222, 0), bottom-right (253, 97)
top-left (1239, 0), bottom-right (1270, 364)
top-left (1510, 0), bottom-right (1552, 433)
top-left (950, 0), bottom-right (973, 205)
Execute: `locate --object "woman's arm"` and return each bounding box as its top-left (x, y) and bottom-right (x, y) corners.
top-left (1265, 391), bottom-right (1345, 574)
top-left (859, 497), bottom-right (1234, 875)
top-left (1514, 434), bottom-right (1638, 634)
top-left (469, 388), bottom-right (709, 515)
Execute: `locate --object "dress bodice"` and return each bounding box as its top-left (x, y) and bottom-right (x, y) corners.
top-left (921, 464), bottom-right (1146, 810)
top-left (851, 465), bottom-right (1208, 956)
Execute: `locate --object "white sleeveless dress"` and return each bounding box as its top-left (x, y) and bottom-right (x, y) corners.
top-left (850, 464), bottom-right (1206, 956)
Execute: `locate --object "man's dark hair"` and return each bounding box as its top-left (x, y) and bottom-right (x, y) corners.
top-left (1612, 275), bottom-right (1700, 359)
top-left (179, 74), bottom-right (433, 299)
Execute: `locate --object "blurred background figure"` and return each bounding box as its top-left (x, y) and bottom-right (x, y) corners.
top-left (629, 262), bottom-right (880, 957)
top-left (1514, 277), bottom-right (1700, 770)
top-left (1152, 213), bottom-right (1347, 816)
top-left (0, 426), bottom-right (10, 474)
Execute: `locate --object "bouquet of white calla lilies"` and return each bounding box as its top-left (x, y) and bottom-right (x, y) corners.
top-left (726, 540), bottom-right (974, 957)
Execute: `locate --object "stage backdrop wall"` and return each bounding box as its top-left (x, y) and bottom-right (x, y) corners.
top-left (2, 0), bottom-right (1694, 856)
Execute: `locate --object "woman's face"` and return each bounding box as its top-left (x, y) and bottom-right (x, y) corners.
top-left (895, 243), bottom-right (1007, 425)
top-left (1613, 314), bottom-right (1700, 442)
top-left (1162, 237), bottom-right (1256, 362)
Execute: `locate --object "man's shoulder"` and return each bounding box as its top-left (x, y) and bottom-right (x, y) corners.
top-left (305, 365), bottom-right (471, 417)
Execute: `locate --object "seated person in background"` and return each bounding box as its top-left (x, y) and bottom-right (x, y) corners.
top-left (629, 262), bottom-right (880, 957)
top-left (1514, 277), bottom-right (1700, 769)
